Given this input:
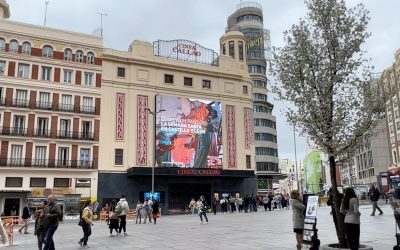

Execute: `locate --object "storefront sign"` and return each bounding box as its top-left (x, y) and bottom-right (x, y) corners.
top-left (246, 35), bottom-right (264, 50)
top-left (177, 169), bottom-right (221, 176)
top-left (76, 178), bottom-right (91, 188)
top-left (31, 188), bottom-right (71, 197)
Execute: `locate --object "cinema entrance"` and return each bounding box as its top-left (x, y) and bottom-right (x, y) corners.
top-left (168, 183), bottom-right (211, 213)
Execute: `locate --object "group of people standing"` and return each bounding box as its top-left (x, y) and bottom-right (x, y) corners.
top-left (134, 197), bottom-right (160, 224)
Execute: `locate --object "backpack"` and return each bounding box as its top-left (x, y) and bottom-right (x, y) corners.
top-left (115, 203), bottom-right (122, 214)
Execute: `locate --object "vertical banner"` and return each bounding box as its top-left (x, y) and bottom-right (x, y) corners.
top-left (226, 105), bottom-right (236, 168)
top-left (244, 108), bottom-right (254, 148)
top-left (115, 93), bottom-right (125, 140)
top-left (155, 95), bottom-right (223, 168)
top-left (136, 95), bottom-right (148, 166)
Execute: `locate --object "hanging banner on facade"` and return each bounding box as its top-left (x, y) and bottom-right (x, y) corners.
top-left (304, 151), bottom-right (323, 194)
top-left (155, 95), bottom-right (223, 168)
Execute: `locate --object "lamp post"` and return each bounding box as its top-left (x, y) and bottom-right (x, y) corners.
top-left (147, 108), bottom-right (165, 196)
top-left (293, 124), bottom-right (300, 191)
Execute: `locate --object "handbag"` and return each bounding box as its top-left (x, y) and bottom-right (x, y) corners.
top-left (78, 218), bottom-right (84, 226)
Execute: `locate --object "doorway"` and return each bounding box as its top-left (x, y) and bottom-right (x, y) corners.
top-left (3, 198), bottom-right (21, 216)
top-left (168, 183), bottom-right (211, 213)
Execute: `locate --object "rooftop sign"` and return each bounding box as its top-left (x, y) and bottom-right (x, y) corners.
top-left (153, 39), bottom-right (218, 66)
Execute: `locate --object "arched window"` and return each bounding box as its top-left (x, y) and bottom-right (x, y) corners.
top-left (76, 50), bottom-right (83, 62)
top-left (42, 45), bottom-right (53, 58)
top-left (87, 52), bottom-right (94, 64)
top-left (9, 40), bottom-right (19, 52)
top-left (0, 38), bottom-right (5, 51)
top-left (64, 48), bottom-right (72, 61)
top-left (22, 42), bottom-right (31, 54)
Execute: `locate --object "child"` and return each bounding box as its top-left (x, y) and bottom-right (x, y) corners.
top-left (135, 200), bottom-right (142, 224)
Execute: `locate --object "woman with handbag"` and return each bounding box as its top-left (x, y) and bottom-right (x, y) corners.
top-left (152, 199), bottom-right (159, 224)
top-left (340, 187), bottom-right (361, 250)
top-left (108, 200), bottom-right (119, 236)
top-left (78, 200), bottom-right (94, 248)
top-left (291, 190), bottom-right (305, 250)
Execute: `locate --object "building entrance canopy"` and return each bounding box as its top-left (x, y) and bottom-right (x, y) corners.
top-left (127, 167), bottom-right (255, 178)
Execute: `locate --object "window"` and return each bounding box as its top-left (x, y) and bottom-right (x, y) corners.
top-left (76, 50), bottom-right (83, 62)
top-left (248, 65), bottom-right (266, 74)
top-left (246, 155), bottom-right (251, 169)
top-left (202, 80), bottom-right (211, 89)
top-left (17, 63), bottom-right (30, 78)
top-left (229, 41), bottom-right (234, 58)
top-left (36, 117), bottom-right (49, 136)
top-left (9, 40), bottom-right (18, 52)
top-left (222, 44), bottom-right (226, 55)
top-left (80, 148), bottom-right (91, 167)
top-left (256, 147), bottom-right (278, 157)
top-left (57, 147), bottom-right (70, 167)
top-left (254, 119), bottom-right (276, 129)
top-left (22, 42), bottom-right (31, 54)
top-left (63, 69), bottom-right (73, 83)
top-left (61, 94), bottom-right (73, 111)
top-left (0, 60), bottom-right (5, 75)
top-left (5, 177), bottom-right (23, 187)
top-left (81, 97), bottom-right (94, 113)
top-left (34, 146), bottom-right (47, 166)
top-left (42, 45), bottom-right (53, 58)
top-left (87, 52), bottom-right (94, 64)
top-left (54, 178), bottom-right (69, 187)
top-left (184, 77), bottom-right (193, 87)
top-left (0, 38), bottom-right (5, 51)
top-left (253, 93), bottom-right (267, 101)
top-left (254, 105), bottom-right (272, 113)
top-left (117, 67), bottom-right (125, 77)
top-left (253, 80), bottom-right (267, 88)
top-left (243, 85), bottom-right (248, 94)
top-left (30, 178), bottom-right (46, 187)
top-left (15, 89), bottom-right (28, 107)
top-left (239, 41), bottom-right (244, 60)
top-left (59, 119), bottom-right (71, 138)
top-left (397, 121), bottom-right (400, 130)
top-left (164, 74), bottom-right (174, 84)
top-left (256, 162), bottom-right (279, 172)
top-left (64, 49), bottom-right (72, 61)
top-left (84, 72), bottom-right (93, 86)
top-left (115, 149), bottom-right (123, 165)
top-left (81, 121), bottom-right (92, 139)
top-left (10, 145), bottom-right (23, 166)
top-left (0, 87), bottom-right (4, 105)
top-left (13, 116), bottom-right (26, 135)
top-left (255, 133), bottom-right (277, 142)
top-left (41, 66), bottom-right (52, 81)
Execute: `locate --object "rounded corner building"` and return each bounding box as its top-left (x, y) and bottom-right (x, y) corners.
top-left (226, 2), bottom-right (284, 194)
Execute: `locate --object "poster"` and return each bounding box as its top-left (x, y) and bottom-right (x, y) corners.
top-left (305, 195), bottom-right (319, 223)
top-left (155, 95), bottom-right (223, 168)
top-left (304, 151), bottom-right (323, 194)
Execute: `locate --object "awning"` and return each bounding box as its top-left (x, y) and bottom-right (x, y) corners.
top-left (127, 167), bottom-right (255, 178)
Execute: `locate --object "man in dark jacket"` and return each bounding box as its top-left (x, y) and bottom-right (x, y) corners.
top-left (369, 185), bottom-right (383, 216)
top-left (394, 183), bottom-right (400, 200)
top-left (327, 188), bottom-right (344, 237)
top-left (19, 203), bottom-right (31, 234)
top-left (43, 195), bottom-right (62, 250)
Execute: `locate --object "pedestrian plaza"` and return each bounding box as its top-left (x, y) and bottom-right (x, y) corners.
top-left (5, 204), bottom-right (395, 250)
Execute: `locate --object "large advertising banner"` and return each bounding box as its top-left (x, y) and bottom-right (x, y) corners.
top-left (304, 151), bottom-right (323, 194)
top-left (155, 95), bottom-right (223, 168)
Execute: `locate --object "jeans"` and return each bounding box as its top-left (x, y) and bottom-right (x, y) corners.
top-left (80, 223), bottom-right (92, 246)
top-left (199, 211), bottom-right (208, 223)
top-left (37, 231), bottom-right (45, 250)
top-left (43, 226), bottom-right (57, 250)
top-left (119, 215), bottom-right (126, 233)
top-left (371, 201), bottom-right (383, 215)
top-left (345, 223), bottom-right (360, 250)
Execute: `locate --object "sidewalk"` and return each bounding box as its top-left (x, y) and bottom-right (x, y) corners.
top-left (5, 204), bottom-right (395, 249)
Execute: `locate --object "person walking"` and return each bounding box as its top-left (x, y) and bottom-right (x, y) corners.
top-left (340, 187), bottom-right (361, 250)
top-left (394, 183), bottom-right (400, 200)
top-left (243, 195), bottom-right (250, 213)
top-left (143, 197), bottom-right (153, 224)
top-left (78, 200), bottom-right (94, 248)
top-left (34, 202), bottom-right (46, 250)
top-left (263, 195), bottom-right (269, 212)
top-left (189, 198), bottom-right (197, 216)
top-left (152, 199), bottom-right (159, 224)
top-left (108, 200), bottom-right (120, 236)
top-left (291, 190), bottom-right (305, 250)
top-left (135, 200), bottom-right (143, 224)
top-left (268, 193), bottom-right (273, 211)
top-left (237, 196), bottom-right (244, 213)
top-left (220, 197), bottom-right (227, 214)
top-left (116, 195), bottom-right (129, 236)
top-left (43, 195), bottom-right (62, 250)
top-left (369, 185), bottom-right (383, 216)
top-left (212, 198), bottom-right (218, 215)
top-left (19, 203), bottom-right (31, 234)
top-left (198, 195), bottom-right (208, 224)
top-left (229, 196), bottom-right (236, 213)
top-left (0, 218), bottom-right (8, 246)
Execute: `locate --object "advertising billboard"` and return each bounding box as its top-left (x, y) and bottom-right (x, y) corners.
top-left (304, 151), bottom-right (323, 194)
top-left (155, 95), bottom-right (223, 168)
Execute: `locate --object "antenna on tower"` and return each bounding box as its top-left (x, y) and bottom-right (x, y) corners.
top-left (97, 12), bottom-right (107, 37)
top-left (44, 1), bottom-right (49, 27)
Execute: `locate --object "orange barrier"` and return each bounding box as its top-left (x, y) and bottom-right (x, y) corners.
top-left (1, 216), bottom-right (22, 246)
top-left (100, 208), bottom-right (161, 220)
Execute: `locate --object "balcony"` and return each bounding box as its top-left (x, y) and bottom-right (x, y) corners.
top-left (34, 129), bottom-right (51, 138)
top-left (57, 130), bottom-right (95, 141)
top-left (58, 103), bottom-right (75, 112)
top-left (0, 158), bottom-right (97, 169)
top-left (12, 99), bottom-right (29, 108)
top-left (57, 130), bottom-right (72, 139)
top-left (80, 105), bottom-right (96, 114)
top-left (36, 101), bottom-right (52, 110)
top-left (79, 132), bottom-right (94, 140)
top-left (0, 127), bottom-right (27, 136)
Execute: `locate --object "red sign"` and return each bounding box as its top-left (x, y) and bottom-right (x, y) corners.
top-left (172, 43), bottom-right (201, 57)
top-left (177, 169), bottom-right (221, 176)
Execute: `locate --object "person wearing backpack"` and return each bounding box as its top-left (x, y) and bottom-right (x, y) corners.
top-left (369, 185), bottom-right (383, 216)
top-left (43, 195), bottom-right (62, 250)
top-left (116, 195), bottom-right (129, 236)
top-left (108, 200), bottom-right (119, 236)
top-left (78, 200), bottom-right (94, 248)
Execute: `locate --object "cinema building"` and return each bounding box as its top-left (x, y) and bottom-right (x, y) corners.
top-left (98, 32), bottom-right (257, 213)
top-left (0, 1), bottom-right (102, 216)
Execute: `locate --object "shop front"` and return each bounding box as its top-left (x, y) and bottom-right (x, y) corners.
top-left (98, 167), bottom-right (256, 214)
top-left (0, 191), bottom-right (31, 216)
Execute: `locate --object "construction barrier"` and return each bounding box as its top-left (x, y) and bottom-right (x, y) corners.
top-left (100, 208), bottom-right (161, 220)
top-left (1, 216), bottom-right (22, 246)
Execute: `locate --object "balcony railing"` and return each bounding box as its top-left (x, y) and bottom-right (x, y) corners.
top-left (80, 105), bottom-right (96, 114)
top-left (0, 127), bottom-right (27, 136)
top-left (0, 158), bottom-right (97, 169)
top-left (36, 101), bottom-right (52, 110)
top-left (58, 103), bottom-right (74, 112)
top-left (12, 99), bottom-right (29, 108)
top-left (57, 130), bottom-right (72, 139)
top-left (79, 132), bottom-right (94, 140)
top-left (0, 98), bottom-right (5, 106)
top-left (57, 130), bottom-right (94, 141)
top-left (34, 129), bottom-right (51, 138)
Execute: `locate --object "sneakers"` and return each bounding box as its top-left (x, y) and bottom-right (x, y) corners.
top-left (370, 214), bottom-right (375, 216)
top-left (379, 212), bottom-right (383, 215)
top-left (24, 232), bottom-right (29, 234)
top-left (18, 229), bottom-right (22, 234)
top-left (124, 232), bottom-right (128, 236)
top-left (78, 240), bottom-right (83, 247)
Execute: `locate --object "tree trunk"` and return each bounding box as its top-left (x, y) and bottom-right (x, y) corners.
top-left (329, 155), bottom-right (347, 247)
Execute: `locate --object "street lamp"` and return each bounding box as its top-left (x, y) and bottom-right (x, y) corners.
top-left (146, 108), bottom-right (165, 196)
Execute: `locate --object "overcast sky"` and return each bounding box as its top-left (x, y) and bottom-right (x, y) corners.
top-left (6, 0), bottom-right (400, 163)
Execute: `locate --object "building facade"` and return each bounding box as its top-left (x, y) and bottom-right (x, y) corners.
top-left (0, 1), bottom-right (102, 216)
top-left (225, 2), bottom-right (282, 194)
top-left (98, 32), bottom-right (257, 213)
